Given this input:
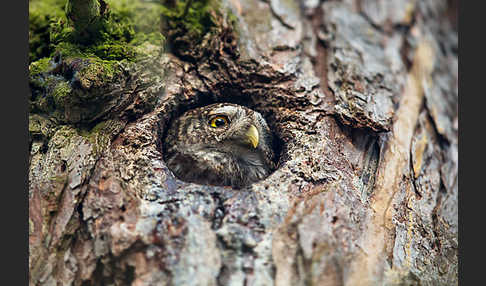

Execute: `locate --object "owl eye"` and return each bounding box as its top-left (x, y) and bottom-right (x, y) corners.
top-left (209, 115), bottom-right (229, 128)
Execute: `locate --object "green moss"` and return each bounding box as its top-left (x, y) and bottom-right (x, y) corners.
top-left (90, 121), bottom-right (108, 134)
top-left (29, 58), bottom-right (52, 77)
top-left (29, 0), bottom-right (67, 62)
top-left (30, 0), bottom-right (165, 63)
top-left (28, 0), bottom-right (171, 122)
top-left (29, 53), bottom-right (127, 123)
top-left (226, 7), bottom-right (239, 29)
top-left (92, 42), bottom-right (136, 60)
top-left (49, 175), bottom-right (69, 183)
top-left (160, 0), bottom-right (219, 43)
top-left (74, 58), bottom-right (122, 90)
top-left (49, 17), bottom-right (138, 62)
top-left (52, 81), bottom-right (72, 108)
top-left (77, 120), bottom-right (123, 156)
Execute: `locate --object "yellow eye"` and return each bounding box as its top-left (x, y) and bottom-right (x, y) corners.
top-left (209, 115), bottom-right (229, 128)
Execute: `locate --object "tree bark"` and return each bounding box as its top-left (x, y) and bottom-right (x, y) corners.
top-left (29, 0), bottom-right (458, 285)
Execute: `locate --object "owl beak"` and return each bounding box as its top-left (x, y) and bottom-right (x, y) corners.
top-left (245, 125), bottom-right (259, 149)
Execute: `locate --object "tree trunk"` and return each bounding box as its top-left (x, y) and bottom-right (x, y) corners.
top-left (29, 0), bottom-right (458, 285)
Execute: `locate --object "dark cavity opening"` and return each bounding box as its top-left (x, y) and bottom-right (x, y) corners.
top-left (159, 89), bottom-right (285, 188)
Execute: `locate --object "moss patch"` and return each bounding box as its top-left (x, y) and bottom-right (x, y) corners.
top-left (159, 0), bottom-right (220, 60)
top-left (29, 0), bottom-right (165, 122)
top-left (29, 58), bottom-right (53, 77)
top-left (160, 0), bottom-right (217, 39)
top-left (29, 0), bottom-right (165, 64)
top-left (29, 0), bottom-right (66, 62)
top-left (77, 119), bottom-right (125, 156)
top-left (51, 80), bottom-right (72, 108)
top-left (29, 56), bottom-right (126, 123)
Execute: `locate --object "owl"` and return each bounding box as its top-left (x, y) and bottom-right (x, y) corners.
top-left (163, 103), bottom-right (276, 188)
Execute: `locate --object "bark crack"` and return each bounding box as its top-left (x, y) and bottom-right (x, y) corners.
top-left (345, 40), bottom-right (435, 285)
top-left (267, 1), bottom-right (295, 30)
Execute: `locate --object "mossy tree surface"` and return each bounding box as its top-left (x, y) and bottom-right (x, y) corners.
top-left (29, 0), bottom-right (458, 285)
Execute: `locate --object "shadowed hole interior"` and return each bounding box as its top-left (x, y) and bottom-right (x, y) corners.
top-left (159, 89), bottom-right (285, 187)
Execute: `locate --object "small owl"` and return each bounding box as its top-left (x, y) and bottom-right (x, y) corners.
top-left (164, 103), bottom-right (276, 188)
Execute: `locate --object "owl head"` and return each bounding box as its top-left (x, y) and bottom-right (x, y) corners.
top-left (164, 103), bottom-right (276, 188)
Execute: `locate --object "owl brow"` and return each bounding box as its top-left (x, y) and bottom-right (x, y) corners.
top-left (208, 106), bottom-right (237, 116)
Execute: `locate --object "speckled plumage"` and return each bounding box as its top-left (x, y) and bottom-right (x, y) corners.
top-left (164, 103), bottom-right (276, 188)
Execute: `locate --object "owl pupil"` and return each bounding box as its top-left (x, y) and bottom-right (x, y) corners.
top-left (215, 118), bottom-right (226, 127)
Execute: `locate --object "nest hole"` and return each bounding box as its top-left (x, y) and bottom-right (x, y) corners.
top-left (159, 88), bottom-right (286, 188)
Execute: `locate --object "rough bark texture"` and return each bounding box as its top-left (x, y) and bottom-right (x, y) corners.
top-left (29, 0), bottom-right (458, 285)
